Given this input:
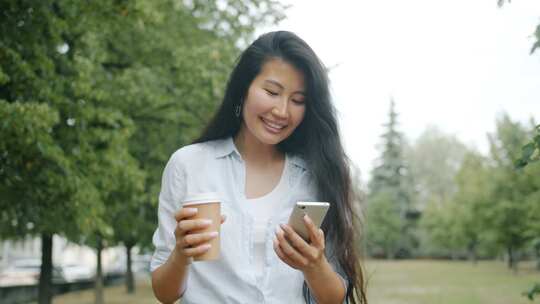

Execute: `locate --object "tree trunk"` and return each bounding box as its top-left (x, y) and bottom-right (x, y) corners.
top-left (126, 244), bottom-right (135, 294)
top-left (467, 241), bottom-right (477, 265)
top-left (535, 242), bottom-right (540, 271)
top-left (513, 250), bottom-right (519, 274)
top-left (507, 246), bottom-right (513, 270)
top-left (95, 237), bottom-right (104, 304)
top-left (507, 246), bottom-right (519, 273)
top-left (38, 233), bottom-right (53, 304)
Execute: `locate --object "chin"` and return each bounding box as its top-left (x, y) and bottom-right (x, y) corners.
top-left (255, 130), bottom-right (290, 146)
top-left (256, 135), bottom-right (283, 146)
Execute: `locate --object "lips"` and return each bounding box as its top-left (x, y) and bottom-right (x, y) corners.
top-left (261, 117), bottom-right (287, 133)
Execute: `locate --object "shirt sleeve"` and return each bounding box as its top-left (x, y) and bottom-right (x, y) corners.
top-left (307, 243), bottom-right (350, 304)
top-left (150, 151), bottom-right (187, 272)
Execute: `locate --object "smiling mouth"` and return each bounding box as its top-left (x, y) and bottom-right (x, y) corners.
top-left (261, 117), bottom-right (287, 133)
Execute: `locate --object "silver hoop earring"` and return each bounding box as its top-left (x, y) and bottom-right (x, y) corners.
top-left (234, 104), bottom-right (241, 117)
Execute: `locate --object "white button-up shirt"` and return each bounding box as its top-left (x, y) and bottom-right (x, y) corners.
top-left (151, 137), bottom-right (347, 304)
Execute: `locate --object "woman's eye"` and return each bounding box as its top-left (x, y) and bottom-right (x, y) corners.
top-left (265, 89), bottom-right (278, 96)
top-left (293, 99), bottom-right (305, 105)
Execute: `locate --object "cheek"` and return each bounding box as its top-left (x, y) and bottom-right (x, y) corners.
top-left (242, 92), bottom-right (270, 134)
top-left (245, 90), bottom-right (272, 114)
top-left (291, 107), bottom-right (306, 127)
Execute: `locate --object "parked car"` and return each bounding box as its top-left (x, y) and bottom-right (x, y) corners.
top-left (60, 263), bottom-right (95, 283)
top-left (0, 259), bottom-right (65, 287)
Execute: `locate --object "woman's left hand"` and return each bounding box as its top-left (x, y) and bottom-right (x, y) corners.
top-left (273, 214), bottom-right (326, 272)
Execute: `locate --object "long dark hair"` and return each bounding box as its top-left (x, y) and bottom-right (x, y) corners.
top-left (195, 31), bottom-right (367, 304)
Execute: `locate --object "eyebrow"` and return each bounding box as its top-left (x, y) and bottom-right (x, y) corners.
top-left (264, 79), bottom-right (305, 95)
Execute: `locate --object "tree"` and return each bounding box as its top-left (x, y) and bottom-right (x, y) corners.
top-left (0, 101), bottom-right (104, 303)
top-left (508, 122), bottom-right (540, 302)
top-left (406, 126), bottom-right (469, 209)
top-left (515, 122), bottom-right (540, 271)
top-left (367, 100), bottom-right (415, 257)
top-left (0, 2), bottom-right (130, 302)
top-left (83, 0), bottom-right (286, 296)
top-left (369, 100), bottom-right (413, 213)
top-left (516, 124), bottom-right (540, 168)
top-left (419, 150), bottom-right (494, 261)
top-left (486, 114), bottom-right (537, 271)
top-left (498, 1), bottom-right (540, 299)
top-left (406, 126), bottom-right (471, 257)
top-left (365, 191), bottom-right (403, 259)
top-left (451, 151), bottom-right (493, 263)
top-left (420, 202), bottom-right (463, 258)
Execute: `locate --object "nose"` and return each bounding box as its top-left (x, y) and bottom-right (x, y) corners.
top-left (271, 98), bottom-right (289, 118)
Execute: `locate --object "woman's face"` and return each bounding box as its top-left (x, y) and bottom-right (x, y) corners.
top-left (241, 58), bottom-right (306, 146)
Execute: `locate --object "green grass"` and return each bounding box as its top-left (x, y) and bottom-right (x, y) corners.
top-left (365, 259), bottom-right (539, 304)
top-left (52, 277), bottom-right (162, 304)
top-left (50, 260), bottom-right (539, 304)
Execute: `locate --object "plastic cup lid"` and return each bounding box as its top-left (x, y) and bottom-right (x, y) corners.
top-left (183, 192), bottom-right (221, 206)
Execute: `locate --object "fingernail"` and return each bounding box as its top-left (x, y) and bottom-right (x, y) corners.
top-left (203, 243), bottom-right (212, 250)
top-left (185, 208), bottom-right (197, 213)
top-left (304, 214), bottom-right (312, 223)
top-left (209, 231), bottom-right (218, 238)
top-left (279, 223), bottom-right (286, 230)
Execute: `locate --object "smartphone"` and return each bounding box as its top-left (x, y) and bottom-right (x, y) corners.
top-left (287, 202), bottom-right (330, 241)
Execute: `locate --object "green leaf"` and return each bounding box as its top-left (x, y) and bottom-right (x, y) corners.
top-left (534, 134), bottom-right (540, 146)
top-left (514, 158), bottom-right (528, 170)
top-left (522, 283), bottom-right (540, 300)
top-left (522, 143), bottom-right (536, 161)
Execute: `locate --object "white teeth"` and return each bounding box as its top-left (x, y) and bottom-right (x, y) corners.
top-left (263, 119), bottom-right (286, 129)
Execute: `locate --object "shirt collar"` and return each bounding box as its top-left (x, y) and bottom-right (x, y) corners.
top-left (289, 154), bottom-right (307, 170)
top-left (214, 137), bottom-right (242, 159)
top-left (214, 137), bottom-right (307, 170)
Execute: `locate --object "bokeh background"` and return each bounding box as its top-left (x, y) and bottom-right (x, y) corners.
top-left (1, 1), bottom-right (539, 303)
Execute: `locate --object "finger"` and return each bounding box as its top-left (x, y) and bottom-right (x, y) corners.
top-left (221, 214), bottom-right (227, 224)
top-left (178, 218), bottom-right (213, 233)
top-left (273, 238), bottom-right (296, 266)
top-left (175, 207), bottom-right (198, 222)
top-left (310, 228), bottom-right (325, 250)
top-left (276, 227), bottom-right (308, 266)
top-left (280, 224), bottom-right (318, 259)
top-left (183, 231), bottom-right (218, 248)
top-left (183, 243), bottom-right (212, 257)
top-left (304, 215), bottom-right (325, 248)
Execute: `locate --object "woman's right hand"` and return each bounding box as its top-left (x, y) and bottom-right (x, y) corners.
top-left (173, 207), bottom-right (226, 263)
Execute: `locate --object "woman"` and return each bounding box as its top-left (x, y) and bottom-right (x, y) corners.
top-left (151, 31), bottom-right (367, 304)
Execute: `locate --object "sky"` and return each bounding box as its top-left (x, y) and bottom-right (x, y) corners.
top-left (257, 0), bottom-right (540, 180)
